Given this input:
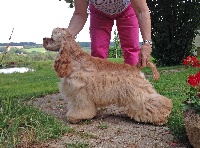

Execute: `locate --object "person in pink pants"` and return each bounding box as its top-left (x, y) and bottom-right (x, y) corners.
top-left (90, 3), bottom-right (140, 66)
top-left (68, 0), bottom-right (152, 69)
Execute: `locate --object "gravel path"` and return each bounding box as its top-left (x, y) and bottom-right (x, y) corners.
top-left (28, 93), bottom-right (190, 148)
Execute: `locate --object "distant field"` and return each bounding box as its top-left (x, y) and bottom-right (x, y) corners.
top-left (82, 47), bottom-right (91, 52)
top-left (25, 47), bottom-right (90, 53)
top-left (24, 48), bottom-right (46, 53)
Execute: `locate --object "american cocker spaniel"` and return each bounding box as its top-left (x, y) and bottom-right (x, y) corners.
top-left (43, 28), bottom-right (172, 125)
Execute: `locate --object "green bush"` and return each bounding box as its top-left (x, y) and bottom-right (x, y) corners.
top-left (147, 0), bottom-right (200, 66)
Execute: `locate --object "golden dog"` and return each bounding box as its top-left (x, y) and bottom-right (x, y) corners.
top-left (43, 28), bottom-right (172, 125)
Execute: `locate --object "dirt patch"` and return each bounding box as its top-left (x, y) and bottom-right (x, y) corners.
top-left (28, 93), bottom-right (190, 148)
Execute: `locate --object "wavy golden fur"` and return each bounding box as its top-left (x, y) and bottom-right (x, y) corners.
top-left (43, 28), bottom-right (172, 125)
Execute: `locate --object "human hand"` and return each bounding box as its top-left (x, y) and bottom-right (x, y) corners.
top-left (137, 44), bottom-right (152, 69)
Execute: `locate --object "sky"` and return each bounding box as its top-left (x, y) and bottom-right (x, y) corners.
top-left (0, 0), bottom-right (142, 44)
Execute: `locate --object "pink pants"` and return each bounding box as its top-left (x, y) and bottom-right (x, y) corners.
top-left (89, 3), bottom-right (140, 66)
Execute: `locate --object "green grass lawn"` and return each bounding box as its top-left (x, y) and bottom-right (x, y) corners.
top-left (0, 61), bottom-right (69, 147)
top-left (0, 60), bottom-right (199, 147)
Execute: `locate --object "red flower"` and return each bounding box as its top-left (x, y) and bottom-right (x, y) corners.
top-left (192, 59), bottom-right (200, 67)
top-left (183, 56), bottom-right (200, 67)
top-left (183, 56), bottom-right (200, 87)
top-left (183, 58), bottom-right (189, 66)
top-left (195, 71), bottom-right (200, 83)
top-left (183, 56), bottom-right (200, 114)
top-left (187, 75), bottom-right (199, 87)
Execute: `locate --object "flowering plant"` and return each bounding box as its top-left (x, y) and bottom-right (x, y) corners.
top-left (182, 56), bottom-right (200, 115)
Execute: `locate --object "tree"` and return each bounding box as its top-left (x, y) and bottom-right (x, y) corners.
top-left (146, 0), bottom-right (200, 66)
top-left (108, 30), bottom-right (122, 58)
top-left (59, 0), bottom-right (74, 8)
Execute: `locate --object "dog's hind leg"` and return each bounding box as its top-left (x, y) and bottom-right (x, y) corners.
top-left (66, 92), bottom-right (97, 123)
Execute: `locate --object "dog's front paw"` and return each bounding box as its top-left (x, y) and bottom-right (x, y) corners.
top-left (66, 116), bottom-right (81, 124)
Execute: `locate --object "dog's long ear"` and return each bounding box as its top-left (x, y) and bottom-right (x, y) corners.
top-left (54, 42), bottom-right (72, 78)
top-left (62, 28), bottom-right (74, 42)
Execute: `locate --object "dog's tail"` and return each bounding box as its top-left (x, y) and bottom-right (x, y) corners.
top-left (147, 61), bottom-right (160, 81)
